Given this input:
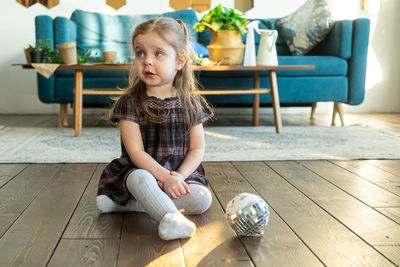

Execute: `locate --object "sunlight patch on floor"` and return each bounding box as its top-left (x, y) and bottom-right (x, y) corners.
top-left (204, 130), bottom-right (238, 140)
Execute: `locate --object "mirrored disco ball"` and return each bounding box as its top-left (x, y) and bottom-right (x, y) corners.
top-left (226, 193), bottom-right (270, 236)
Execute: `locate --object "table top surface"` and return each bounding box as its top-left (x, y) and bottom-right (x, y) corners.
top-left (13, 63), bottom-right (315, 71)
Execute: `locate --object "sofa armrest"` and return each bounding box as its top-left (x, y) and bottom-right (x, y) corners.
top-left (310, 20), bottom-right (353, 59)
top-left (54, 17), bottom-right (77, 46)
top-left (35, 15), bottom-right (55, 103)
top-left (35, 15), bottom-right (55, 48)
top-left (347, 18), bottom-right (370, 105)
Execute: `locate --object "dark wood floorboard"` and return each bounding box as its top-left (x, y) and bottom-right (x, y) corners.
top-left (118, 213), bottom-right (183, 266)
top-left (0, 114), bottom-right (52, 127)
top-left (377, 208), bottom-right (400, 224)
top-left (0, 113), bottom-right (399, 266)
top-left (299, 160), bottom-right (400, 208)
top-left (266, 162), bottom-right (399, 251)
top-left (332, 160), bottom-right (400, 196)
top-left (48, 239), bottom-right (120, 267)
top-left (375, 245), bottom-right (400, 266)
top-left (0, 164), bottom-right (28, 188)
top-left (366, 160), bottom-right (400, 177)
top-left (0, 164), bottom-right (62, 237)
top-left (0, 164), bottom-right (96, 267)
top-left (62, 164), bottom-right (123, 239)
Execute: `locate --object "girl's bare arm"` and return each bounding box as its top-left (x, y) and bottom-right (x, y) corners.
top-left (177, 123), bottom-right (205, 179)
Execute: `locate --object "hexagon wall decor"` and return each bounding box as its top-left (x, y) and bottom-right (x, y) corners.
top-left (234, 0), bottom-right (253, 13)
top-left (16, 0), bottom-right (38, 7)
top-left (170, 0), bottom-right (191, 10)
top-left (169, 0), bottom-right (211, 13)
top-left (38, 0), bottom-right (59, 8)
top-left (191, 0), bottom-right (210, 12)
top-left (106, 0), bottom-right (127, 10)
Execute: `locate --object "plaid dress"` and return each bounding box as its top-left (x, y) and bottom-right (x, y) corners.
top-left (98, 94), bottom-right (213, 206)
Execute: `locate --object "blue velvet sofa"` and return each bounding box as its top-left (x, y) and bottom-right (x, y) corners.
top-left (34, 9), bottom-right (370, 125)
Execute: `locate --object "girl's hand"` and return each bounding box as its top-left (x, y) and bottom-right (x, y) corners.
top-left (160, 171), bottom-right (190, 198)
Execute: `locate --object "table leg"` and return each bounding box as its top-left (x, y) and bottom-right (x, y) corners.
top-left (58, 103), bottom-right (68, 127)
top-left (269, 70), bottom-right (282, 133)
top-left (252, 70), bottom-right (260, 126)
top-left (73, 70), bottom-right (83, 137)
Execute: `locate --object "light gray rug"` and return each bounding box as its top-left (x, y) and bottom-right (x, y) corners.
top-left (0, 125), bottom-right (399, 163)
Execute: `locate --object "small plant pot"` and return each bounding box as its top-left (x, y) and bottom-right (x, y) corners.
top-left (57, 42), bottom-right (77, 65)
top-left (24, 48), bottom-right (32, 64)
top-left (29, 50), bottom-right (43, 63)
top-left (103, 51), bottom-right (117, 63)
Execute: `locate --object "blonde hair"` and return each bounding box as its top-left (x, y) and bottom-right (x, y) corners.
top-left (109, 17), bottom-right (212, 129)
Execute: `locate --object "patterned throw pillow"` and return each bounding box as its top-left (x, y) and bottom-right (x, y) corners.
top-left (276, 0), bottom-right (335, 56)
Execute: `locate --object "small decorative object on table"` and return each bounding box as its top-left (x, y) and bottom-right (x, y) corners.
top-left (57, 41), bottom-right (77, 65)
top-left (226, 192), bottom-right (270, 236)
top-left (193, 4), bottom-right (248, 65)
top-left (103, 51), bottom-right (117, 63)
top-left (24, 48), bottom-right (32, 64)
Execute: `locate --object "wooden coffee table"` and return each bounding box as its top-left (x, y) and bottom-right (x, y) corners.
top-left (15, 64), bottom-right (315, 136)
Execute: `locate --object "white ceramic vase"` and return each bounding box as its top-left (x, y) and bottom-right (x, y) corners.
top-left (243, 21), bottom-right (260, 66)
top-left (257, 29), bottom-right (278, 66)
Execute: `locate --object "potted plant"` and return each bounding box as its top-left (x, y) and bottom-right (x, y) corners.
top-left (194, 4), bottom-right (248, 65)
top-left (26, 39), bottom-right (47, 63)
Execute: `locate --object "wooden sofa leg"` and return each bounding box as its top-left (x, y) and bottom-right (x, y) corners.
top-left (310, 102), bottom-right (317, 120)
top-left (58, 103), bottom-right (68, 127)
top-left (331, 102), bottom-right (344, 126)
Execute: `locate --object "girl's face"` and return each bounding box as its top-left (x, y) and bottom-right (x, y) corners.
top-left (133, 32), bottom-right (186, 92)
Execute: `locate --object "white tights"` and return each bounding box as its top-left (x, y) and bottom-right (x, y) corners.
top-left (97, 169), bottom-right (212, 240)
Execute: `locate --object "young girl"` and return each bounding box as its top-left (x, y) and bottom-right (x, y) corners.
top-left (96, 17), bottom-right (213, 241)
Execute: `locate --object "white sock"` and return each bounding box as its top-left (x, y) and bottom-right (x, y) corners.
top-left (96, 195), bottom-right (145, 213)
top-left (158, 212), bottom-right (196, 240)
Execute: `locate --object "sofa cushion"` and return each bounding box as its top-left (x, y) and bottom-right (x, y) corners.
top-left (200, 56), bottom-right (347, 78)
top-left (277, 56), bottom-right (347, 76)
top-left (190, 41), bottom-right (209, 57)
top-left (70, 9), bottom-right (199, 62)
top-left (276, 0), bottom-right (334, 56)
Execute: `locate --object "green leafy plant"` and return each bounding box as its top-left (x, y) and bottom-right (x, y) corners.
top-left (193, 4), bottom-right (248, 34)
top-left (27, 44), bottom-right (41, 52)
top-left (27, 39), bottom-right (49, 52)
top-left (77, 49), bottom-right (102, 64)
top-left (43, 50), bottom-right (63, 63)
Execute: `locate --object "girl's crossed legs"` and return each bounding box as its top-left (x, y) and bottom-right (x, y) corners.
top-left (97, 169), bottom-right (212, 240)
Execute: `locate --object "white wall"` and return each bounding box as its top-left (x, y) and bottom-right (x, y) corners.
top-left (0, 0), bottom-right (398, 114)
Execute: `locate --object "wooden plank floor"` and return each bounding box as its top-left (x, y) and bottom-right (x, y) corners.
top-left (0, 112), bottom-right (399, 266)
